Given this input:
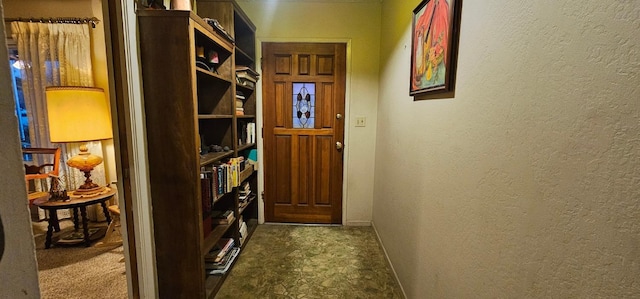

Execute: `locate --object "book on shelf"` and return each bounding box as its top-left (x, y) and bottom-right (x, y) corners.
top-left (200, 171), bottom-right (214, 215)
top-left (235, 66), bottom-right (259, 82)
top-left (206, 247), bottom-right (240, 275)
top-left (239, 221), bottom-right (248, 246)
top-left (236, 77), bottom-right (256, 89)
top-left (202, 18), bottom-right (234, 42)
top-left (235, 92), bottom-right (245, 100)
top-left (239, 181), bottom-right (252, 205)
top-left (212, 166), bottom-right (220, 201)
top-left (239, 191), bottom-right (251, 201)
top-left (230, 158), bottom-right (239, 187)
top-left (211, 210), bottom-right (234, 224)
top-left (205, 238), bottom-right (235, 263)
top-left (226, 162), bottom-right (232, 190)
top-left (212, 214), bottom-right (235, 225)
top-left (205, 246), bottom-right (238, 270)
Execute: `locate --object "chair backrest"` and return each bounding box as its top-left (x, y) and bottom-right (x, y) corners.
top-left (23, 147), bottom-right (61, 181)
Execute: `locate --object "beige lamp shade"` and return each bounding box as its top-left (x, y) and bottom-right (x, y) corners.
top-left (45, 86), bottom-right (113, 143)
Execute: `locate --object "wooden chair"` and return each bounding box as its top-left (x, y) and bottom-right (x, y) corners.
top-left (23, 147), bottom-right (61, 204)
top-left (97, 204), bottom-right (123, 247)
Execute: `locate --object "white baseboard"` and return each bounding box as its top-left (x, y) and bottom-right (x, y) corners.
top-left (345, 220), bottom-right (371, 226)
top-left (371, 221), bottom-right (408, 299)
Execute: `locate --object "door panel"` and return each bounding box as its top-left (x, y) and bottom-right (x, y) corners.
top-left (274, 135), bottom-right (291, 205)
top-left (263, 42), bottom-right (346, 224)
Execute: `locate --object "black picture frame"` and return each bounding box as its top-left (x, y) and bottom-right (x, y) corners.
top-left (410, 0), bottom-right (463, 99)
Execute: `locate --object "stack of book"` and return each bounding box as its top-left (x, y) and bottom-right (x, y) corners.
top-left (211, 210), bottom-right (234, 225)
top-left (236, 66), bottom-right (259, 89)
top-left (238, 181), bottom-right (252, 210)
top-left (235, 91), bottom-right (245, 115)
top-left (202, 18), bottom-right (234, 42)
top-left (205, 238), bottom-right (240, 275)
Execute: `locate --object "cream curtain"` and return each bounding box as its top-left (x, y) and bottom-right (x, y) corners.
top-left (12, 22), bottom-right (107, 220)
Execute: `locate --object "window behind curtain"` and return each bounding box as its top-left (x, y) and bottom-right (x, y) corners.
top-left (8, 46), bottom-right (31, 160)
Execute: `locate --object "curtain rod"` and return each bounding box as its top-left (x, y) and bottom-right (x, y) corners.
top-left (4, 17), bottom-right (100, 28)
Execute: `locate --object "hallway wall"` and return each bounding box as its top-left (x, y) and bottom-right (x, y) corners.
top-left (235, 0), bottom-right (382, 225)
top-left (373, 0), bottom-right (640, 298)
top-left (0, 5), bottom-right (40, 296)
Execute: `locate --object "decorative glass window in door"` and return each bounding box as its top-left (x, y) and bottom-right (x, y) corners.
top-left (292, 83), bottom-right (315, 128)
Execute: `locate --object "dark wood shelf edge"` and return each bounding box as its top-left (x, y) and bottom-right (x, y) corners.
top-left (200, 151), bottom-right (234, 166)
top-left (202, 220), bottom-right (235, 255)
top-left (213, 190), bottom-right (234, 204)
top-left (137, 9), bottom-right (233, 51)
top-left (237, 143), bottom-right (256, 152)
top-left (239, 167), bottom-right (255, 183)
top-left (197, 67), bottom-right (233, 84)
top-left (236, 115), bottom-right (256, 119)
top-left (205, 274), bottom-right (223, 299)
top-left (198, 114), bottom-right (233, 119)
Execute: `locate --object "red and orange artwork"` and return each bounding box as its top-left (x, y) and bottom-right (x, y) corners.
top-left (412, 0), bottom-right (451, 93)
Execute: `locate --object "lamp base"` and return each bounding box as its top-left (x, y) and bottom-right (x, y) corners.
top-left (73, 185), bottom-right (106, 195)
top-left (71, 186), bottom-right (108, 198)
top-left (67, 145), bottom-right (107, 197)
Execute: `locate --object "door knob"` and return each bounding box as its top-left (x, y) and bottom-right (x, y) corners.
top-left (336, 113), bottom-right (342, 119)
top-left (336, 141), bottom-right (343, 150)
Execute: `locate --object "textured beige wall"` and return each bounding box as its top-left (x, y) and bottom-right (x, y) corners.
top-left (374, 0), bottom-right (640, 298)
top-left (0, 2), bottom-right (41, 296)
top-left (235, 0), bottom-right (382, 225)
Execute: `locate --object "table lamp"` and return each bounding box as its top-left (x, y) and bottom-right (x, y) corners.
top-left (45, 86), bottom-right (113, 196)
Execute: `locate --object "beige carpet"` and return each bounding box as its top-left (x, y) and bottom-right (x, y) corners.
top-left (32, 218), bottom-right (127, 299)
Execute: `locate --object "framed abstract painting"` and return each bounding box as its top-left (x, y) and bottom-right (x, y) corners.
top-left (410, 0), bottom-right (463, 98)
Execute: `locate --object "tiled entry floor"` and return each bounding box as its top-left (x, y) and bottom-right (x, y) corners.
top-left (216, 224), bottom-right (404, 299)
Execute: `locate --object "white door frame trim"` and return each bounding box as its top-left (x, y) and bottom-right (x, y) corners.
top-left (117, 0), bottom-right (158, 297)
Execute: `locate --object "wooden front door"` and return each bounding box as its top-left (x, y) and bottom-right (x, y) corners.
top-left (262, 42), bottom-right (346, 224)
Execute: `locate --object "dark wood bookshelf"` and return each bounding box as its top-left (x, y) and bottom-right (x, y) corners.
top-left (138, 2), bottom-right (259, 298)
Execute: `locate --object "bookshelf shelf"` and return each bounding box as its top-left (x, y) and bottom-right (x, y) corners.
top-left (238, 143), bottom-right (256, 152)
top-left (235, 47), bottom-right (254, 65)
top-left (200, 151), bottom-right (234, 166)
top-left (202, 220), bottom-right (235, 254)
top-left (196, 67), bottom-right (233, 84)
top-left (198, 114), bottom-right (233, 119)
top-left (239, 167), bottom-right (254, 183)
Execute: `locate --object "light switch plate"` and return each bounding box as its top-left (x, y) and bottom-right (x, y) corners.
top-left (355, 116), bottom-right (366, 127)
